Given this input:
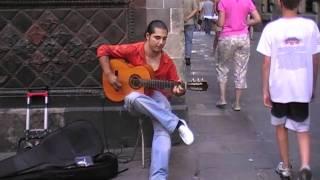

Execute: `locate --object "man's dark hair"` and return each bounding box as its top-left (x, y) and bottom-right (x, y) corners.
top-left (145, 20), bottom-right (168, 37)
top-left (280, 0), bottom-right (301, 10)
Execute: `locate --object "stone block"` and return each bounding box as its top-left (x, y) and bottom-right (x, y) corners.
top-left (172, 57), bottom-right (185, 80)
top-left (64, 37), bottom-right (86, 59)
top-left (0, 16), bottom-right (6, 31)
top-left (66, 65), bottom-right (87, 85)
top-left (38, 11), bottom-right (59, 33)
top-left (78, 24), bottom-right (99, 47)
top-left (146, 0), bottom-right (164, 8)
top-left (103, 25), bottom-right (126, 44)
top-left (64, 11), bottom-right (86, 33)
top-left (146, 8), bottom-right (170, 31)
top-left (131, 8), bottom-right (146, 41)
top-left (13, 39), bottom-right (36, 59)
top-left (131, 0), bottom-right (146, 8)
top-left (51, 25), bottom-right (73, 47)
top-left (164, 33), bottom-right (184, 59)
top-left (16, 66), bottom-right (37, 86)
top-left (26, 24), bottom-right (47, 45)
top-left (11, 12), bottom-right (32, 33)
top-left (1, 52), bottom-right (23, 74)
top-left (164, 0), bottom-right (182, 8)
top-left (170, 8), bottom-right (184, 34)
top-left (0, 25), bottom-right (20, 48)
top-left (25, 9), bottom-right (44, 20)
top-left (39, 38), bottom-right (62, 58)
top-left (91, 10), bottom-right (112, 33)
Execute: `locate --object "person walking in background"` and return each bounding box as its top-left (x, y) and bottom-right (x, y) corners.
top-left (201, 0), bottom-right (215, 35)
top-left (257, 0), bottom-right (319, 179)
top-left (197, 0), bottom-right (205, 31)
top-left (97, 20), bottom-right (194, 180)
top-left (184, 0), bottom-right (199, 66)
top-left (215, 0), bottom-right (261, 111)
top-left (212, 0), bottom-right (220, 54)
top-left (248, 0), bottom-right (256, 40)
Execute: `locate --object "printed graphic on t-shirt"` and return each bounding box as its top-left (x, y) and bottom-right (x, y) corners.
top-left (277, 36), bottom-right (307, 70)
top-left (284, 37), bottom-right (300, 45)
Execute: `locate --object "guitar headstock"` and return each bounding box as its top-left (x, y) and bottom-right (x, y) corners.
top-left (186, 78), bottom-right (208, 91)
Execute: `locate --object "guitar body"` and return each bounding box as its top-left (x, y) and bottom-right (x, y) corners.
top-left (102, 59), bottom-right (154, 102)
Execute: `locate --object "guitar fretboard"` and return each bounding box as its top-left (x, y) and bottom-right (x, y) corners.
top-left (139, 79), bottom-right (182, 89)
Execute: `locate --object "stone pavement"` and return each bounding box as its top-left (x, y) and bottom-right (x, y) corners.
top-left (113, 31), bottom-right (320, 180)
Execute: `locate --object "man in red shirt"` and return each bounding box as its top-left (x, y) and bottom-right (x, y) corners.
top-left (97, 20), bottom-right (194, 180)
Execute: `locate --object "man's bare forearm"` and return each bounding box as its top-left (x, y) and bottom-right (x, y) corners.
top-left (185, 9), bottom-right (198, 22)
top-left (99, 56), bottom-right (112, 75)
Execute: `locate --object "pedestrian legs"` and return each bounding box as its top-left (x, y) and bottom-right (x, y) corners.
top-left (184, 24), bottom-right (195, 65)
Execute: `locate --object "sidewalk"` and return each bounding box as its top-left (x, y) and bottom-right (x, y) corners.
top-left (114, 31), bottom-right (320, 180)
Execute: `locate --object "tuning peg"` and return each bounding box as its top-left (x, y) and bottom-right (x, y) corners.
top-left (201, 77), bottom-right (204, 81)
top-left (192, 78), bottom-right (195, 82)
top-left (197, 78), bottom-right (200, 82)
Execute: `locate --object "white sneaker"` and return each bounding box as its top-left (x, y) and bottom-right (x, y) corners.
top-left (178, 120), bottom-right (194, 145)
top-left (275, 162), bottom-right (292, 178)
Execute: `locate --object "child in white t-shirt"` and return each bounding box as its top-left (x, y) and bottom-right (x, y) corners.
top-left (257, 0), bottom-right (320, 179)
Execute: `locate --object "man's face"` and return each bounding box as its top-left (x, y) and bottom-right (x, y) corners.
top-left (146, 27), bottom-right (168, 53)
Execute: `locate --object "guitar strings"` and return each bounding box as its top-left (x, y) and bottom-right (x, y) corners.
top-left (138, 79), bottom-right (178, 89)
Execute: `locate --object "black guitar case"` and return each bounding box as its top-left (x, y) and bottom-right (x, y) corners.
top-left (0, 120), bottom-right (119, 180)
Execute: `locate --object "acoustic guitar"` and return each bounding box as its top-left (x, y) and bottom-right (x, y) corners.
top-left (102, 59), bottom-right (208, 102)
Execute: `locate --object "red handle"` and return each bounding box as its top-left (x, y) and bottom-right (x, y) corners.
top-left (27, 91), bottom-right (48, 97)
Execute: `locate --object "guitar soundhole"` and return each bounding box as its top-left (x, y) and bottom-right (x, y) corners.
top-left (129, 75), bottom-right (142, 89)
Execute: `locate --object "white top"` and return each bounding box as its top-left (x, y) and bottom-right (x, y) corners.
top-left (203, 15), bottom-right (218, 20)
top-left (257, 17), bottom-right (320, 103)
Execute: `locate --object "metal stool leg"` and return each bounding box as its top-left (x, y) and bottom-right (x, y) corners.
top-left (138, 118), bottom-right (145, 168)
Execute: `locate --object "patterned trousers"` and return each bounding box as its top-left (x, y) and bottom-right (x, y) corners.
top-left (216, 34), bottom-right (250, 89)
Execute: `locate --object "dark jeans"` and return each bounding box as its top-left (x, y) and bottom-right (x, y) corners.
top-left (203, 18), bottom-right (212, 34)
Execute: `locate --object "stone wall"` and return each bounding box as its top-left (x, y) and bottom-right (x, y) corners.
top-left (0, 1), bottom-right (134, 91)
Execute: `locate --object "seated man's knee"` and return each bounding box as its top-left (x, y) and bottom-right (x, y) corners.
top-left (124, 92), bottom-right (146, 114)
top-left (125, 92), bottom-right (144, 104)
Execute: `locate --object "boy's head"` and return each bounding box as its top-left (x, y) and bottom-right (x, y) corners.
top-left (278, 0), bottom-right (301, 10)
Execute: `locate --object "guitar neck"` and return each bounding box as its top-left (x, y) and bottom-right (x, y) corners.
top-left (140, 79), bottom-right (181, 89)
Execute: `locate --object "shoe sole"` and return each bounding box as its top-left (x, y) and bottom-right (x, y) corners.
top-left (232, 107), bottom-right (241, 111)
top-left (275, 170), bottom-right (291, 180)
top-left (216, 104), bottom-right (226, 109)
top-left (231, 104), bottom-right (241, 111)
